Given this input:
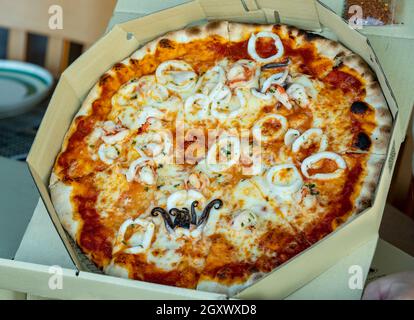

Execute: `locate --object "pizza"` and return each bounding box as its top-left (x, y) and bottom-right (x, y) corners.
top-left (50, 21), bottom-right (392, 295)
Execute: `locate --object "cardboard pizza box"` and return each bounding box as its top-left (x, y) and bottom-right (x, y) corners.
top-left (25, 0), bottom-right (404, 299)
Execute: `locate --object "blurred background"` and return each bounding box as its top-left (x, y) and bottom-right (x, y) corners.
top-left (0, 0), bottom-right (116, 160)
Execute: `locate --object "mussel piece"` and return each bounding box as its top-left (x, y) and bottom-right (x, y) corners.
top-left (333, 52), bottom-right (345, 68)
top-left (151, 207), bottom-right (174, 229)
top-left (261, 58), bottom-right (291, 70)
top-left (151, 199), bottom-right (224, 232)
top-left (190, 201), bottom-right (199, 226)
top-left (351, 101), bottom-right (369, 114)
top-left (354, 132), bottom-right (372, 151)
top-left (197, 199), bottom-right (223, 227)
top-left (171, 208), bottom-right (191, 229)
top-left (304, 32), bottom-right (324, 41)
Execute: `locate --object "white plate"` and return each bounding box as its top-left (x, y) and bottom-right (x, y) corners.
top-left (0, 60), bottom-right (53, 119)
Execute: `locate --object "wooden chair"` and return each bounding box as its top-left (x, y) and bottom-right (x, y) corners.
top-left (0, 0), bottom-right (116, 77)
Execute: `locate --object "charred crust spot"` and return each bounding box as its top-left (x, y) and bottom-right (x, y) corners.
top-left (304, 32), bottom-right (324, 41)
top-left (186, 26), bottom-right (201, 36)
top-left (272, 24), bottom-right (283, 34)
top-left (377, 108), bottom-right (387, 116)
top-left (367, 82), bottom-right (380, 91)
top-left (288, 27), bottom-right (301, 37)
top-left (99, 74), bottom-right (113, 86)
top-left (334, 51), bottom-right (346, 67)
top-left (354, 132), bottom-right (371, 151)
top-left (129, 59), bottom-right (139, 68)
top-left (159, 38), bottom-right (174, 49)
top-left (206, 21), bottom-right (222, 31)
top-left (335, 51), bottom-right (346, 59)
top-left (343, 55), bottom-right (356, 63)
top-left (351, 101), bottom-right (369, 114)
top-left (381, 125), bottom-right (391, 134)
top-left (247, 22), bottom-right (263, 27)
top-left (333, 217), bottom-right (345, 226)
top-left (348, 57), bottom-right (377, 81)
top-left (113, 63), bottom-right (125, 71)
top-left (362, 69), bottom-right (376, 81)
top-left (359, 198), bottom-right (372, 210)
top-left (357, 60), bottom-right (366, 69)
top-left (330, 42), bottom-right (341, 49)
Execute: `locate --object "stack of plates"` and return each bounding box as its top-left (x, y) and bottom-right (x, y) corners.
top-left (0, 60), bottom-right (53, 119)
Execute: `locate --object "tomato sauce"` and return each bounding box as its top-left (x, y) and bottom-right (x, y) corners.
top-left (255, 38), bottom-right (277, 59)
top-left (305, 161), bottom-right (363, 244)
top-left (324, 70), bottom-right (363, 94)
top-left (307, 159), bottom-right (339, 176)
top-left (227, 40), bottom-right (250, 61)
top-left (116, 254), bottom-right (199, 288)
top-left (74, 192), bottom-right (113, 264)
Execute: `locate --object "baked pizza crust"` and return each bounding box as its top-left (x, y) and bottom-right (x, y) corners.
top-left (341, 54), bottom-right (377, 85)
top-left (228, 22), bottom-right (274, 41)
top-left (131, 20), bottom-right (230, 61)
top-left (365, 82), bottom-right (393, 155)
top-left (354, 153), bottom-right (386, 213)
top-left (49, 174), bottom-right (80, 240)
top-left (197, 272), bottom-right (265, 296)
top-left (104, 261), bottom-right (130, 279)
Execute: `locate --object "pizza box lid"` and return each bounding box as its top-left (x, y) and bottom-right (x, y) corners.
top-left (26, 0), bottom-right (403, 299)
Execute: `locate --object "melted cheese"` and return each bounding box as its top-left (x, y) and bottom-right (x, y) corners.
top-left (94, 167), bottom-right (129, 213)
